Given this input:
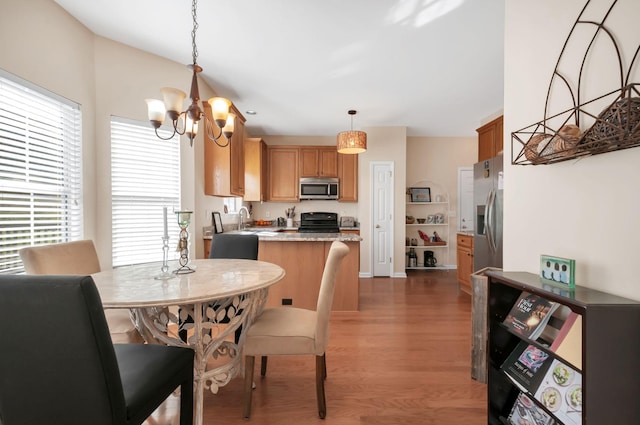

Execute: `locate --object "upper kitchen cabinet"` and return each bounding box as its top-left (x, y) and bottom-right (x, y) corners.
top-left (244, 137), bottom-right (268, 202)
top-left (204, 104), bottom-right (246, 197)
top-left (299, 147), bottom-right (338, 177)
top-left (476, 115), bottom-right (503, 162)
top-left (267, 146), bottom-right (299, 202)
top-left (338, 152), bottom-right (358, 202)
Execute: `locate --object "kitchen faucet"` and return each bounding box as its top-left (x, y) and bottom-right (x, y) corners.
top-left (238, 206), bottom-right (250, 230)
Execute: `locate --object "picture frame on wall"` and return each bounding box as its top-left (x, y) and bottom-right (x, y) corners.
top-left (540, 254), bottom-right (575, 288)
top-left (410, 187), bottom-right (431, 202)
top-left (212, 211), bottom-right (224, 234)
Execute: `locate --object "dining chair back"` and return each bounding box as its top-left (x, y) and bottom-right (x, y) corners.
top-left (0, 274), bottom-right (194, 425)
top-left (241, 240), bottom-right (350, 419)
top-left (19, 240), bottom-right (144, 343)
top-left (179, 233), bottom-right (260, 343)
top-left (208, 233), bottom-right (259, 260)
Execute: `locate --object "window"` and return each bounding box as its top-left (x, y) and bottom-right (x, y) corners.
top-left (224, 197), bottom-right (242, 213)
top-left (0, 71), bottom-right (82, 274)
top-left (110, 118), bottom-right (181, 267)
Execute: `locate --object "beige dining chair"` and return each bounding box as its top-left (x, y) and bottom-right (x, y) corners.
top-left (242, 240), bottom-right (350, 419)
top-left (19, 240), bottom-right (145, 344)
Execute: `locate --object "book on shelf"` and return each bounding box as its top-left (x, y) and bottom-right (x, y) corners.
top-left (501, 341), bottom-right (553, 393)
top-left (507, 391), bottom-right (557, 425)
top-left (503, 292), bottom-right (559, 341)
top-left (502, 342), bottom-right (583, 425)
top-left (533, 358), bottom-right (582, 425)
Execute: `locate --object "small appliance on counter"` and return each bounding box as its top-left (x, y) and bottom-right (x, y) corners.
top-left (298, 212), bottom-right (339, 233)
top-left (339, 216), bottom-right (356, 227)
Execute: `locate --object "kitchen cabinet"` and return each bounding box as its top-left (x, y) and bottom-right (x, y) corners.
top-left (338, 152), bottom-right (358, 202)
top-left (456, 233), bottom-right (473, 295)
top-left (299, 147), bottom-right (338, 177)
top-left (477, 115), bottom-right (503, 162)
top-left (204, 105), bottom-right (246, 197)
top-left (259, 239), bottom-right (360, 311)
top-left (267, 146), bottom-right (299, 202)
top-left (244, 137), bottom-right (268, 202)
top-left (486, 270), bottom-right (640, 425)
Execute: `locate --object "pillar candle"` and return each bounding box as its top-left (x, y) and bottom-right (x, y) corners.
top-left (163, 207), bottom-right (168, 239)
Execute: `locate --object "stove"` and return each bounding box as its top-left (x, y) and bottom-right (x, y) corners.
top-left (297, 212), bottom-right (340, 233)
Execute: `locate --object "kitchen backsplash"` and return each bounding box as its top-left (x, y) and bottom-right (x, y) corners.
top-left (249, 200), bottom-right (358, 224)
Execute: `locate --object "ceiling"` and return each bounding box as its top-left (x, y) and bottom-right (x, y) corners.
top-left (53, 0), bottom-right (504, 138)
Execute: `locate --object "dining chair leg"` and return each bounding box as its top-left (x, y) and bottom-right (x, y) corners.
top-left (321, 353), bottom-right (327, 380)
top-left (315, 354), bottom-right (326, 419)
top-left (243, 355), bottom-right (255, 419)
top-left (260, 356), bottom-right (268, 377)
top-left (179, 370), bottom-right (194, 425)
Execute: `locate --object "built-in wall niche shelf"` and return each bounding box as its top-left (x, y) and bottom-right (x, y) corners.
top-left (511, 0), bottom-right (640, 166)
top-left (405, 180), bottom-right (451, 270)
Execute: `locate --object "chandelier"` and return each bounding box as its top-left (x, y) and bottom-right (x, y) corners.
top-left (145, 0), bottom-right (234, 147)
top-left (337, 110), bottom-right (367, 154)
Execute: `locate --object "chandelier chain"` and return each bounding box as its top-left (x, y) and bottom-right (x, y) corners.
top-left (191, 0), bottom-right (199, 65)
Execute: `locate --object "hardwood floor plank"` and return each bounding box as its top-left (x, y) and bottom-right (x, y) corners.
top-left (144, 270), bottom-right (487, 424)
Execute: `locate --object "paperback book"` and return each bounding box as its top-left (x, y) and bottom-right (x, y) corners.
top-left (503, 292), bottom-right (560, 340)
top-left (533, 358), bottom-right (582, 425)
top-left (507, 392), bottom-right (557, 425)
top-left (501, 341), bottom-right (553, 393)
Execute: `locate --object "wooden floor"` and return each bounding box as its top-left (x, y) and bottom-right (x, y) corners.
top-left (144, 270), bottom-right (487, 425)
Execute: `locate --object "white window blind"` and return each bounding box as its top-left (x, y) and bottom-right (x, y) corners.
top-left (110, 118), bottom-right (181, 267)
top-left (0, 71), bottom-right (82, 275)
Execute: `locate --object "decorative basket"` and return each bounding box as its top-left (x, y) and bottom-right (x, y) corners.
top-left (581, 96), bottom-right (640, 153)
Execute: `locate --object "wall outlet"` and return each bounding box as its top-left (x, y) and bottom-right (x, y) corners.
top-left (281, 298), bottom-right (292, 305)
top-left (265, 211), bottom-right (270, 218)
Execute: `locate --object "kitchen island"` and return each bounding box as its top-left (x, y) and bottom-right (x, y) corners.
top-left (204, 231), bottom-right (361, 311)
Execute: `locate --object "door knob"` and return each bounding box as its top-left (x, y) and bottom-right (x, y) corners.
top-left (375, 224), bottom-right (381, 228)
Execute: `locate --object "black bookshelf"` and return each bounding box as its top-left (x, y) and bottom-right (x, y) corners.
top-left (486, 271), bottom-right (640, 425)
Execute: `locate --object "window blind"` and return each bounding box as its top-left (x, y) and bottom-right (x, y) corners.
top-left (110, 118), bottom-right (181, 267)
top-left (0, 71), bottom-right (82, 274)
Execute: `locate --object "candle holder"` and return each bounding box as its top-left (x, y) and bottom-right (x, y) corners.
top-left (174, 210), bottom-right (195, 274)
top-left (154, 236), bottom-right (175, 280)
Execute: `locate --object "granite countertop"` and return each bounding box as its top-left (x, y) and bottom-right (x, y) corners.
top-left (203, 229), bottom-right (361, 242)
top-left (457, 231), bottom-right (474, 236)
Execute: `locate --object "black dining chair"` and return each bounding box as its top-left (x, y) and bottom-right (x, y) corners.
top-left (179, 233), bottom-right (259, 343)
top-left (0, 274), bottom-right (194, 425)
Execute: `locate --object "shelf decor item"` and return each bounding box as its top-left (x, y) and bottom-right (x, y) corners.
top-left (174, 210), bottom-right (195, 274)
top-left (540, 254), bottom-right (576, 289)
top-left (409, 187), bottom-right (431, 202)
top-left (511, 0), bottom-right (640, 165)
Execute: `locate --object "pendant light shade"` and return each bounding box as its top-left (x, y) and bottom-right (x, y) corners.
top-left (337, 110), bottom-right (367, 154)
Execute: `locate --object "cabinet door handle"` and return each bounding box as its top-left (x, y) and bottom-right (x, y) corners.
top-left (375, 224), bottom-right (381, 228)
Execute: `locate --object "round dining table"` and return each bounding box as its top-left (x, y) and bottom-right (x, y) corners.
top-left (92, 258), bottom-right (285, 425)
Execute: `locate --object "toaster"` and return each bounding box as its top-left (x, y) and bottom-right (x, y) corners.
top-left (340, 216), bottom-right (356, 227)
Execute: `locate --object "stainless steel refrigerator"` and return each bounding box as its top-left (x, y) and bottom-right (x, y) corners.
top-left (473, 155), bottom-right (503, 271)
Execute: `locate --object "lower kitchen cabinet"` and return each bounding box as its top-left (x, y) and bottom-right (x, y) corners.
top-left (456, 233), bottom-right (473, 294)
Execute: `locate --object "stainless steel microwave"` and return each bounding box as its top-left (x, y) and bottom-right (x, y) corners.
top-left (299, 177), bottom-right (339, 200)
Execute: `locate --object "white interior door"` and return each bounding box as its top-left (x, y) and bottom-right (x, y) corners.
top-left (372, 162), bottom-right (393, 276)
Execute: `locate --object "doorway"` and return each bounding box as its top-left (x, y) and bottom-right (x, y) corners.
top-left (371, 161), bottom-right (394, 276)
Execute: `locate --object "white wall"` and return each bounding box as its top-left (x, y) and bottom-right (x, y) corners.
top-left (505, 0), bottom-right (640, 300)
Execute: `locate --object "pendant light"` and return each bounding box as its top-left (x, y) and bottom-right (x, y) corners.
top-left (145, 0), bottom-right (234, 147)
top-left (337, 110), bottom-right (367, 154)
